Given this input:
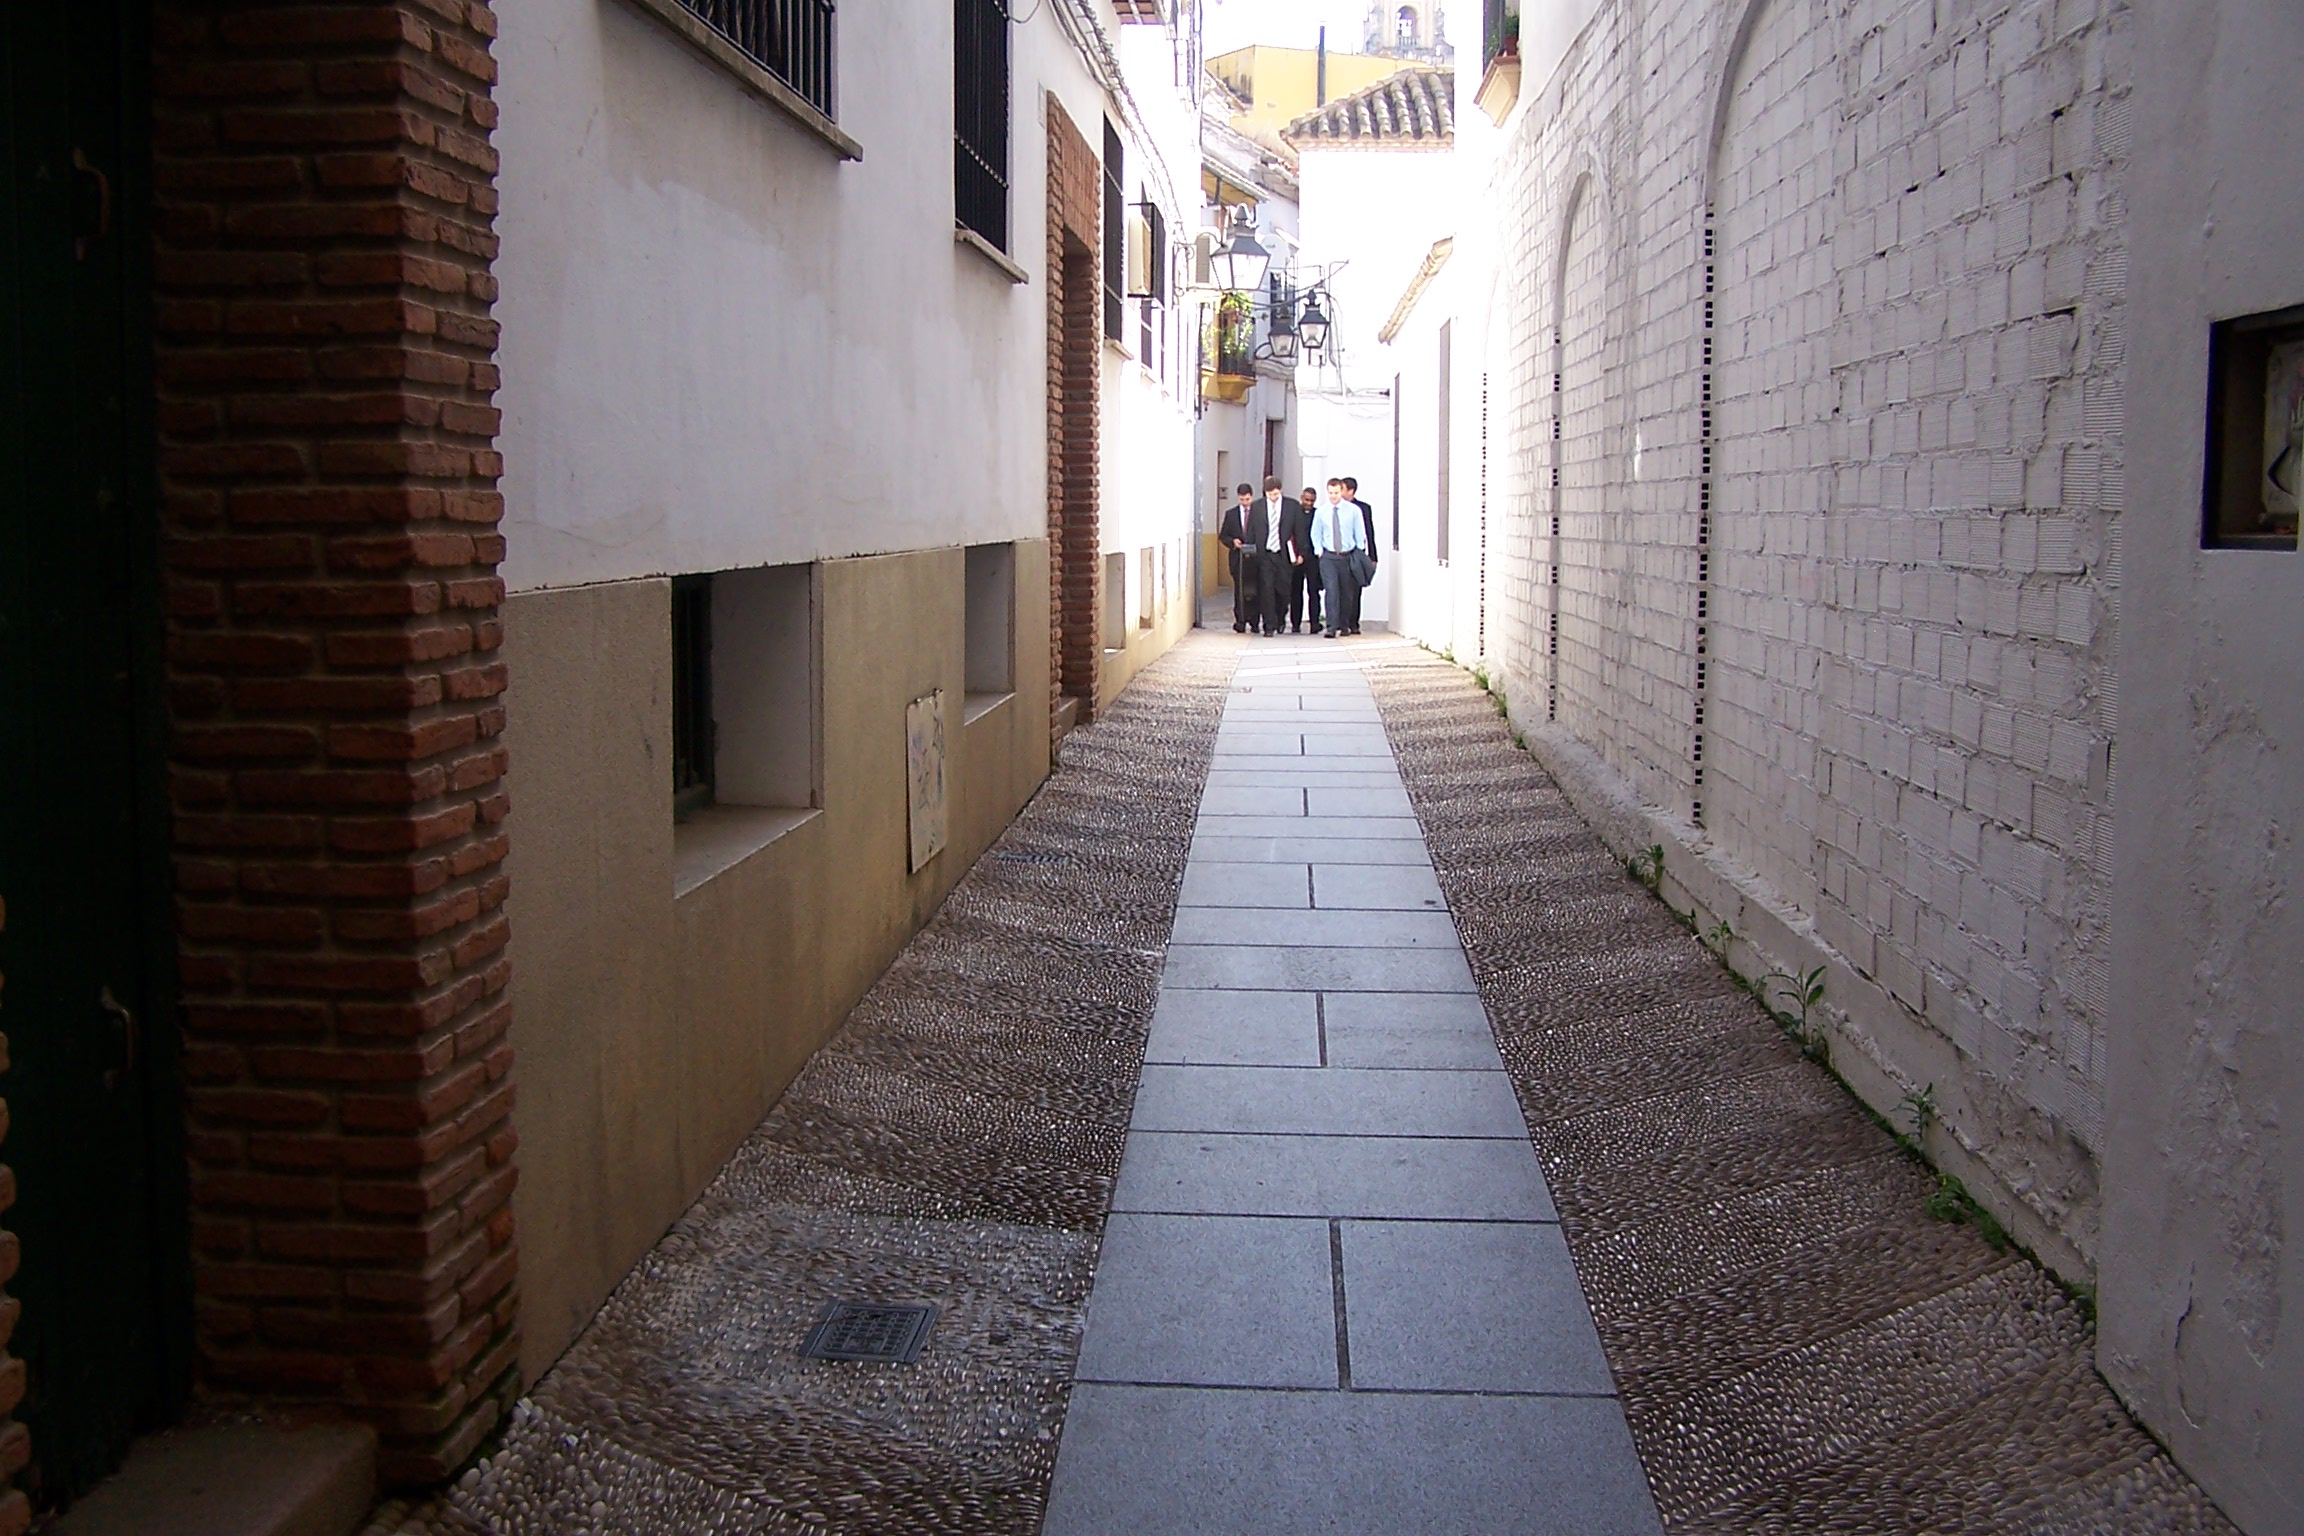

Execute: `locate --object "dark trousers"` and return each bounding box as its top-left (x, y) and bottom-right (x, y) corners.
top-left (1289, 554), bottom-right (1323, 631)
top-left (1320, 553), bottom-right (1362, 634)
top-left (1254, 550), bottom-right (1289, 633)
top-left (1228, 546), bottom-right (1248, 627)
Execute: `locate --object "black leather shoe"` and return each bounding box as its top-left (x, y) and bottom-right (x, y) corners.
top-left (1233, 622), bottom-right (1246, 633)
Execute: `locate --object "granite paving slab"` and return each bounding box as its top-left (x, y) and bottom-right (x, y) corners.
top-left (1043, 1386), bottom-right (1662, 1536)
top-left (1050, 636), bottom-right (1655, 1536)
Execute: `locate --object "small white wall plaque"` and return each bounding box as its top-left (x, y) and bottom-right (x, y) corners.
top-left (906, 689), bottom-right (949, 872)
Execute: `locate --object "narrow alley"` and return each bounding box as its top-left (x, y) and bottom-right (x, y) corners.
top-left (352, 626), bottom-right (2228, 1536)
top-left (5, 0), bottom-right (2296, 1532)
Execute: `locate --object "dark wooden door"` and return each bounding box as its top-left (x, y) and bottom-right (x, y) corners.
top-left (0, 0), bottom-right (189, 1504)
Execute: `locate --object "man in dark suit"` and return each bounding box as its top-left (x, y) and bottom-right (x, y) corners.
top-left (1284, 486), bottom-right (1323, 634)
top-left (1343, 475), bottom-right (1378, 635)
top-left (1253, 476), bottom-right (1291, 635)
top-left (1216, 483), bottom-right (1257, 632)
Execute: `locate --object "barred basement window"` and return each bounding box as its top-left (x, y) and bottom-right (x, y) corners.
top-left (671, 575), bottom-right (715, 819)
top-left (1103, 118), bottom-right (1125, 341)
top-left (954, 0), bottom-right (1010, 251)
top-left (674, 0), bottom-right (837, 117)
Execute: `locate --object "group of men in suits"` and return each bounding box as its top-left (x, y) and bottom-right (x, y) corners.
top-left (1217, 475), bottom-right (1378, 638)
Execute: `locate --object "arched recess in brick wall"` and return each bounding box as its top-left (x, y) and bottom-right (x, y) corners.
top-left (1489, 254), bottom-right (1545, 709)
top-left (1474, 265), bottom-right (1509, 669)
top-left (1700, 0), bottom-right (1839, 914)
top-left (1550, 172), bottom-right (1611, 742)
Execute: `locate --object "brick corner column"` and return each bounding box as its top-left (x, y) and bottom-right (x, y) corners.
top-left (1045, 95), bottom-right (1103, 735)
top-left (152, 0), bottom-right (519, 1484)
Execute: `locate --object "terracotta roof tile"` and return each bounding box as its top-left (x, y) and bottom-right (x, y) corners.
top-left (1283, 67), bottom-right (1454, 147)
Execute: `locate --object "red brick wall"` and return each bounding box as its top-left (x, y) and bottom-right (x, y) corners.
top-left (1046, 98), bottom-right (1102, 733)
top-left (150, 0), bottom-right (518, 1484)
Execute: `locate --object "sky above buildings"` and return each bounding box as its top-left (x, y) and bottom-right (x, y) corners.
top-left (1203, 0), bottom-right (1390, 55)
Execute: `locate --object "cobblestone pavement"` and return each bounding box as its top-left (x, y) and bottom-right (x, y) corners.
top-left (360, 638), bottom-right (1235, 1536)
top-left (1359, 645), bottom-right (2236, 1536)
top-left (358, 627), bottom-right (2240, 1536)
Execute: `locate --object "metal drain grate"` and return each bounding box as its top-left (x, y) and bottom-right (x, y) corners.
top-left (993, 850), bottom-right (1066, 865)
top-left (798, 1301), bottom-right (938, 1364)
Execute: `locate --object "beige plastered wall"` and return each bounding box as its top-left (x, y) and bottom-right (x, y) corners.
top-left (501, 543), bottom-right (1052, 1380)
top-left (1095, 541), bottom-right (1199, 714)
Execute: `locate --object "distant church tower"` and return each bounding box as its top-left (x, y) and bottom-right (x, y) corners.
top-left (1364, 0), bottom-right (1451, 62)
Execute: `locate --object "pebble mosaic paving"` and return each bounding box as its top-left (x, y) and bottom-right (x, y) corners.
top-left (1357, 644), bottom-right (2237, 1536)
top-left (357, 623), bottom-right (2240, 1536)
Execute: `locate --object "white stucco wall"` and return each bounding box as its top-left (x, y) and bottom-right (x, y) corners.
top-left (1469, 0), bottom-right (2130, 1293)
top-left (1293, 145), bottom-right (1460, 626)
top-left (1381, 249), bottom-right (1500, 663)
top-left (493, 0), bottom-right (1197, 597)
top-left (2099, 6), bottom-right (2304, 1531)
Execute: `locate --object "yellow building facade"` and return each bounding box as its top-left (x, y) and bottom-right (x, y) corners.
top-left (1206, 44), bottom-right (1408, 137)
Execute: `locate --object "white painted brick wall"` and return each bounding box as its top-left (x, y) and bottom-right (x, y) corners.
top-left (1481, 0), bottom-right (2127, 1262)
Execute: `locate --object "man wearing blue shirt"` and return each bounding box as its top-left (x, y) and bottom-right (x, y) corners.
top-left (1311, 478), bottom-right (1367, 638)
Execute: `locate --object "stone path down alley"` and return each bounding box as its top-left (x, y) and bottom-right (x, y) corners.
top-left (362, 627), bottom-right (2234, 1536)
top-left (1041, 636), bottom-right (1658, 1534)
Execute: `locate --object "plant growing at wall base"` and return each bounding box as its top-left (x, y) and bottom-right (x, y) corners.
top-left (1924, 1172), bottom-right (2010, 1253)
top-left (1896, 1083), bottom-right (1939, 1144)
top-left (1759, 963), bottom-right (1827, 1046)
top-left (1627, 843), bottom-right (1665, 891)
top-left (1702, 918), bottom-right (1735, 959)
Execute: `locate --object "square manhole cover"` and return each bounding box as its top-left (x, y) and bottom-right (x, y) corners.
top-left (799, 1301), bottom-right (938, 1364)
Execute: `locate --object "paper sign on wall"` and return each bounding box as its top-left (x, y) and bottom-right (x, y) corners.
top-left (906, 689), bottom-right (949, 872)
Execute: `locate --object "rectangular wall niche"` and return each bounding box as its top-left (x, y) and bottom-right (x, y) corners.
top-left (1103, 550), bottom-right (1128, 651)
top-left (711, 562), bottom-right (819, 807)
top-left (2204, 302), bottom-right (2304, 550)
top-left (964, 542), bottom-right (1015, 699)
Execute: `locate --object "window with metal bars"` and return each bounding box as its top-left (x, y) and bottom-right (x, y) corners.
top-left (675, 0), bottom-right (837, 118)
top-left (671, 576), bottom-right (714, 819)
top-left (1135, 194), bottom-right (1166, 364)
top-left (954, 0), bottom-right (1009, 250)
top-left (1102, 119), bottom-right (1125, 341)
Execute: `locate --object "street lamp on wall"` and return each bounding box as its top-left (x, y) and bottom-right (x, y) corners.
top-left (1296, 288), bottom-right (1332, 354)
top-left (1263, 274), bottom-right (1299, 363)
top-left (1211, 214), bottom-right (1272, 294)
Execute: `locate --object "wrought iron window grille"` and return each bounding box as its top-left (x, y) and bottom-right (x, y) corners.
top-left (955, 0), bottom-right (1010, 251)
top-left (675, 0), bottom-right (837, 118)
